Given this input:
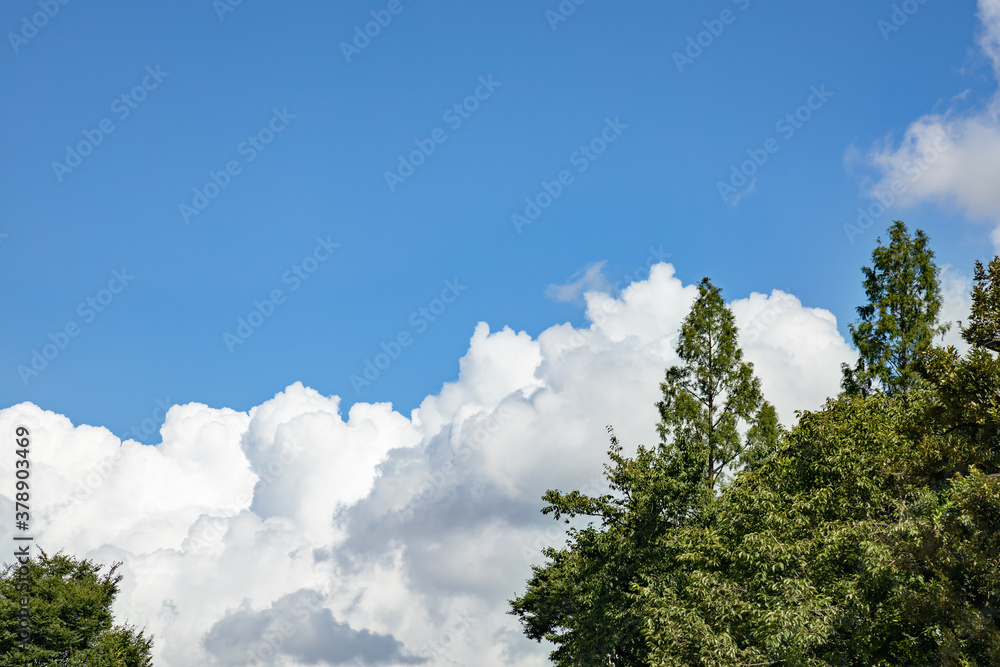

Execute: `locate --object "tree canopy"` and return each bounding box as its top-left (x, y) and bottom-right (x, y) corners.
top-left (842, 220), bottom-right (946, 397)
top-left (963, 256), bottom-right (1000, 351)
top-left (509, 277), bottom-right (778, 666)
top-left (513, 223), bottom-right (1000, 665)
top-left (657, 277), bottom-right (780, 489)
top-left (0, 550), bottom-right (154, 667)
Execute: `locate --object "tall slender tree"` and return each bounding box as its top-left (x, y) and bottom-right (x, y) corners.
top-left (509, 277), bottom-right (780, 665)
top-left (917, 254), bottom-right (1000, 481)
top-left (963, 256), bottom-right (1000, 351)
top-left (658, 277), bottom-right (779, 489)
top-left (842, 220), bottom-right (947, 396)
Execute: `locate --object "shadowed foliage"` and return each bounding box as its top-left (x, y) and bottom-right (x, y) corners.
top-left (0, 550), bottom-right (153, 667)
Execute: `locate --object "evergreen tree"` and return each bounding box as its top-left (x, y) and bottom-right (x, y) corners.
top-left (515, 260), bottom-right (1000, 666)
top-left (842, 220), bottom-right (947, 396)
top-left (917, 254), bottom-right (1000, 484)
top-left (638, 383), bottom-right (1000, 665)
top-left (0, 550), bottom-right (154, 667)
top-left (509, 277), bottom-right (779, 665)
top-left (637, 258), bottom-right (1000, 665)
top-left (658, 277), bottom-right (780, 489)
top-left (963, 256), bottom-right (1000, 351)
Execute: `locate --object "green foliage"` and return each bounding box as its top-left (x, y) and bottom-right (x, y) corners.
top-left (509, 278), bottom-right (776, 665)
top-left (915, 253), bottom-right (1000, 484)
top-left (658, 277), bottom-right (780, 489)
top-left (963, 256), bottom-right (1000, 351)
top-left (0, 550), bottom-right (154, 667)
top-left (842, 220), bottom-right (947, 397)
top-left (637, 346), bottom-right (1000, 665)
top-left (514, 251), bottom-right (1000, 665)
top-left (640, 392), bottom-right (979, 664)
top-left (508, 427), bottom-right (708, 666)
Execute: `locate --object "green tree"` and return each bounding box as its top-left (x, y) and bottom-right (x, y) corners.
top-left (638, 393), bottom-right (917, 665)
top-left (639, 386), bottom-right (1000, 665)
top-left (842, 220), bottom-right (947, 397)
top-left (962, 256), bottom-right (1000, 351)
top-left (658, 277), bottom-right (780, 489)
top-left (509, 277), bottom-right (779, 665)
top-left (514, 259), bottom-right (1000, 665)
top-left (0, 550), bottom-right (154, 667)
top-left (509, 427), bottom-right (709, 666)
top-left (516, 259), bottom-right (1000, 665)
top-left (635, 258), bottom-right (1000, 665)
top-left (916, 254), bottom-right (1000, 485)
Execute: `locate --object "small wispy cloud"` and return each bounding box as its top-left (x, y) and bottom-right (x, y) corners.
top-left (545, 261), bottom-right (612, 303)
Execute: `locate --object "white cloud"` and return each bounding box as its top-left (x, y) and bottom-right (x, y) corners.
top-left (730, 289), bottom-right (853, 425)
top-left (864, 0), bottom-right (1000, 247)
top-left (0, 264), bottom-right (856, 667)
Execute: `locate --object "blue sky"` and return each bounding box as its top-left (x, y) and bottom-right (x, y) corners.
top-left (2, 0), bottom-right (993, 440)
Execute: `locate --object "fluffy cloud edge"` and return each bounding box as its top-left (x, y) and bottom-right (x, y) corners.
top-left (860, 0), bottom-right (1000, 248)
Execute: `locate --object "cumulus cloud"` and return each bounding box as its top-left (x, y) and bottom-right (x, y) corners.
top-left (0, 264), bottom-right (857, 667)
top-left (730, 289), bottom-right (853, 424)
top-left (861, 0), bottom-right (1000, 247)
